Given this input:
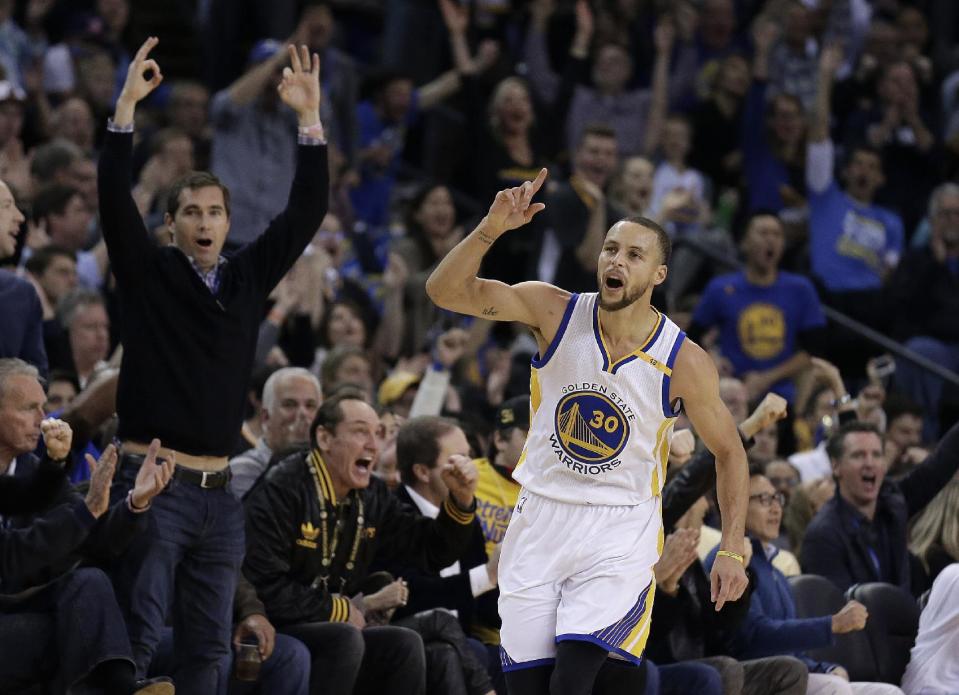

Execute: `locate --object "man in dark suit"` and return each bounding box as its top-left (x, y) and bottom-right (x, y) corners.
top-left (801, 421), bottom-right (959, 596)
top-left (387, 415), bottom-right (498, 695)
top-left (0, 357), bottom-right (173, 694)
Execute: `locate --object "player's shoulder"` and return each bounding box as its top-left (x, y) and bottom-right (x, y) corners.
top-left (671, 337), bottom-right (717, 392)
top-left (674, 336), bottom-right (712, 368)
top-left (513, 281), bottom-right (574, 304)
top-left (513, 281), bottom-right (577, 324)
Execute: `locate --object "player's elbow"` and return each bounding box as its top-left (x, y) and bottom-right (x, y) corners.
top-left (425, 270), bottom-right (468, 309)
top-left (715, 440), bottom-right (748, 473)
top-left (425, 271), bottom-right (447, 305)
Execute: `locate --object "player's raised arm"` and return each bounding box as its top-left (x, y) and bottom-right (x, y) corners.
top-left (426, 169), bottom-right (564, 333)
top-left (670, 339), bottom-right (750, 611)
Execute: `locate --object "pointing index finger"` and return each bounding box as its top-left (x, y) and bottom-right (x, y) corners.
top-left (529, 168), bottom-right (548, 196)
top-left (134, 36), bottom-right (158, 64)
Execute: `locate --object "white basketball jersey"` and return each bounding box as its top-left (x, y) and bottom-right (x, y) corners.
top-left (513, 292), bottom-right (686, 506)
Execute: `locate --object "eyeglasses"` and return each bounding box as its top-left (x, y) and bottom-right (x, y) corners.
top-left (749, 492), bottom-right (786, 508)
top-left (767, 477), bottom-right (799, 489)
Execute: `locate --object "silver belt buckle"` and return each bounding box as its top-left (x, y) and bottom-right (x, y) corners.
top-left (200, 471), bottom-right (214, 489)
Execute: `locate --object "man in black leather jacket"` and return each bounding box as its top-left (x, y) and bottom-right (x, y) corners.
top-left (243, 389), bottom-right (479, 695)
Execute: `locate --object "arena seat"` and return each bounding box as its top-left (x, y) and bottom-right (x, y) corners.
top-left (788, 574), bottom-right (878, 681)
top-left (845, 582), bottom-right (920, 685)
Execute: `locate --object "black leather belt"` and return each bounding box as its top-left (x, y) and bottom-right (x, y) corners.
top-left (172, 465), bottom-right (231, 489)
top-left (120, 454), bottom-right (231, 489)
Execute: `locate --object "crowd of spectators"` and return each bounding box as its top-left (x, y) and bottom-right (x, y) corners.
top-left (2, 0), bottom-right (959, 693)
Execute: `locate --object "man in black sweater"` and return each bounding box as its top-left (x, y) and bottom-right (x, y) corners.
top-left (98, 37), bottom-right (329, 694)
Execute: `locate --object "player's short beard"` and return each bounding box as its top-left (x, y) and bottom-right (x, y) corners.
top-left (598, 280), bottom-right (648, 312)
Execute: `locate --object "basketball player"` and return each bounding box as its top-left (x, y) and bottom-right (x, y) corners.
top-left (426, 169), bottom-right (749, 695)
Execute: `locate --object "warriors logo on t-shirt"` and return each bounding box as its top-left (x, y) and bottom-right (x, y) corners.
top-left (554, 391), bottom-right (630, 464)
top-left (737, 302), bottom-right (786, 360)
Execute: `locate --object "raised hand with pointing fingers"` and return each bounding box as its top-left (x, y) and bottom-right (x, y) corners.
top-left (113, 37), bottom-right (163, 126)
top-left (277, 44), bottom-right (322, 127)
top-left (484, 168), bottom-right (548, 239)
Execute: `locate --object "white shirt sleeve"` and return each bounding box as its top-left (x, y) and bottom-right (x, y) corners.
top-left (469, 564), bottom-right (496, 597)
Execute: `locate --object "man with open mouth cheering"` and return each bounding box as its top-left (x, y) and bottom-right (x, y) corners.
top-left (97, 36), bottom-right (329, 694)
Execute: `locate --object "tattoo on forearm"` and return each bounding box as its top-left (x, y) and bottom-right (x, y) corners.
top-left (477, 230), bottom-right (496, 245)
top-left (482, 306), bottom-right (498, 317)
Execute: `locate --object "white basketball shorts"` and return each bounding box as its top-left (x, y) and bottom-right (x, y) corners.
top-left (498, 488), bottom-right (663, 672)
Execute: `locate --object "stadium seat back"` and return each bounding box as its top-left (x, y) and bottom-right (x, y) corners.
top-left (845, 582), bottom-right (920, 685)
top-left (788, 574), bottom-right (879, 681)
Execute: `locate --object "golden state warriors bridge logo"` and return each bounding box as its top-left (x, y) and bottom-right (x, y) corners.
top-left (553, 391), bottom-right (630, 467)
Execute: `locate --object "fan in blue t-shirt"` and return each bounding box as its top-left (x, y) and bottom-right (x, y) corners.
top-left (807, 143), bottom-right (904, 292)
top-left (689, 214), bottom-right (826, 403)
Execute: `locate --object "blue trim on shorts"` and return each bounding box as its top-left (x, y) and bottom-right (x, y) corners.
top-left (531, 293), bottom-right (579, 368)
top-left (500, 654), bottom-right (556, 673)
top-left (661, 330), bottom-right (686, 417)
top-left (593, 582), bottom-right (652, 646)
top-left (554, 634), bottom-right (645, 667)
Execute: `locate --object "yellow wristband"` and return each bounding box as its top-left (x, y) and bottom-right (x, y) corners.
top-left (716, 550), bottom-right (745, 564)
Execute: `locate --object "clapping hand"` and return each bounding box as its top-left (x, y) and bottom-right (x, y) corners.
top-left (84, 445), bottom-right (118, 518)
top-left (130, 438), bottom-right (175, 510)
top-left (655, 528), bottom-right (701, 594)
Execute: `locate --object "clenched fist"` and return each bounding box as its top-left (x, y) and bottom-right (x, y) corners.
top-left (741, 392), bottom-right (788, 440)
top-left (40, 418), bottom-right (72, 461)
top-left (441, 454), bottom-right (478, 509)
top-left (832, 600), bottom-right (868, 634)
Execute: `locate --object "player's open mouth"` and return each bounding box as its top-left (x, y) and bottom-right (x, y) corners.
top-left (861, 472), bottom-right (877, 489)
top-left (196, 238), bottom-right (213, 248)
top-left (604, 276), bottom-right (624, 290)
